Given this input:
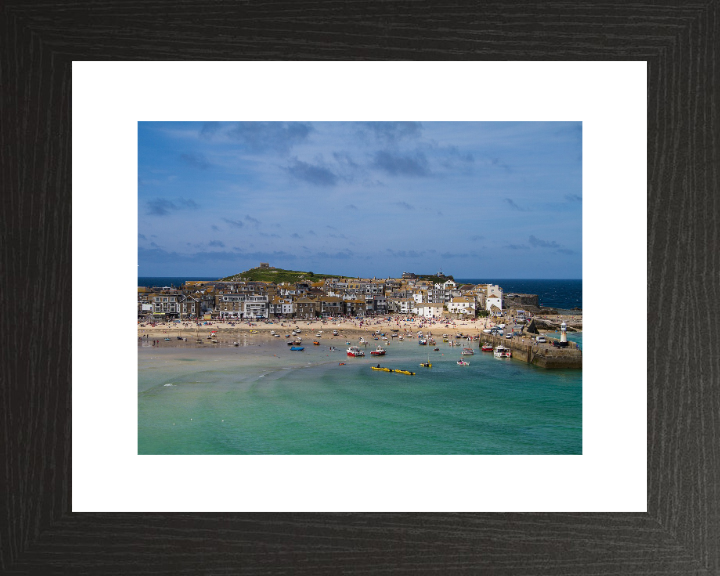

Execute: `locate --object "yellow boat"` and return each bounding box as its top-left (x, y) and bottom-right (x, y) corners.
top-left (371, 367), bottom-right (415, 376)
top-left (249, 330), bottom-right (259, 334)
top-left (419, 362), bottom-right (432, 368)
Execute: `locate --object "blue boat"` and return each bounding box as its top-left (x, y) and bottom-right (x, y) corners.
top-left (290, 346), bottom-right (304, 351)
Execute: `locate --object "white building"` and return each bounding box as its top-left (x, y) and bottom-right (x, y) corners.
top-left (485, 284), bottom-right (503, 313)
top-left (447, 296), bottom-right (475, 316)
top-left (414, 302), bottom-right (444, 319)
top-left (244, 295), bottom-right (268, 319)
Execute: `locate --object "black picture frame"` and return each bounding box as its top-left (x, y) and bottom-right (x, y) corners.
top-left (2, 2), bottom-right (718, 574)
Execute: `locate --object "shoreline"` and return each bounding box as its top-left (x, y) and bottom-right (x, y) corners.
top-left (138, 314), bottom-right (582, 348)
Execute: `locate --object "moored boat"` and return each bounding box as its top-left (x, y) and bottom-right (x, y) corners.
top-left (370, 346), bottom-right (386, 356)
top-left (461, 347), bottom-right (474, 355)
top-left (457, 360), bottom-right (469, 366)
top-left (494, 345), bottom-right (512, 358)
top-left (347, 346), bottom-right (365, 357)
top-left (481, 343), bottom-right (493, 352)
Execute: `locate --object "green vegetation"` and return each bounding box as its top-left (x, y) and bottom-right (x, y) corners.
top-left (417, 274), bottom-right (454, 284)
top-left (220, 267), bottom-right (345, 283)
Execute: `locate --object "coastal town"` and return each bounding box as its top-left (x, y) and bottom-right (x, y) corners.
top-left (138, 265), bottom-right (582, 368)
top-left (138, 264), bottom-right (567, 323)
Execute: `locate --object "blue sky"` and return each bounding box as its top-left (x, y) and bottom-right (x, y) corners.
top-left (138, 121), bottom-right (581, 279)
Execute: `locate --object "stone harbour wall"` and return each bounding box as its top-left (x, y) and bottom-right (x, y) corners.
top-left (478, 333), bottom-right (582, 369)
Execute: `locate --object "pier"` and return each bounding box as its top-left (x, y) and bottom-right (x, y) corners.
top-left (478, 333), bottom-right (582, 369)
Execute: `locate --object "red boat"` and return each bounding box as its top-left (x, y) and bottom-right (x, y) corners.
top-left (370, 346), bottom-right (386, 356)
top-left (481, 343), bottom-right (493, 352)
top-left (347, 346), bottom-right (365, 357)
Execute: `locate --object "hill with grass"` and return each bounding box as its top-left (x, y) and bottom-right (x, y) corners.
top-left (416, 274), bottom-right (455, 284)
top-left (220, 267), bottom-right (346, 283)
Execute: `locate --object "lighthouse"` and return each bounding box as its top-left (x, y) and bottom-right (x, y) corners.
top-left (560, 321), bottom-right (568, 344)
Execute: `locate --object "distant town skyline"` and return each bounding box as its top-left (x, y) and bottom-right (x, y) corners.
top-left (138, 121), bottom-right (582, 278)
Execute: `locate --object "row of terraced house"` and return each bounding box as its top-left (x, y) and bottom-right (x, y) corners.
top-left (138, 274), bottom-right (505, 321)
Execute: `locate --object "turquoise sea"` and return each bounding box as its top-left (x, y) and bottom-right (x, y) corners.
top-left (139, 335), bottom-right (582, 455)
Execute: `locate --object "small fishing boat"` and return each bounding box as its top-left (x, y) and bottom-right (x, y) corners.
top-left (420, 354), bottom-right (432, 368)
top-left (433, 347), bottom-right (440, 351)
top-left (370, 346), bottom-right (386, 356)
top-left (419, 339), bottom-right (427, 345)
top-left (461, 347), bottom-right (474, 356)
top-left (347, 346), bottom-right (365, 357)
top-left (457, 360), bottom-right (469, 366)
top-left (481, 343), bottom-right (493, 352)
top-left (290, 346), bottom-right (304, 351)
top-left (494, 346), bottom-right (512, 358)
top-left (313, 341), bottom-right (320, 345)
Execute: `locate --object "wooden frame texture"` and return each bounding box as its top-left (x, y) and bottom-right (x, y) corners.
top-left (2, 2), bottom-right (718, 574)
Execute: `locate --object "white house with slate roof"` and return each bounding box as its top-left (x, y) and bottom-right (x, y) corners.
top-left (447, 296), bottom-right (475, 316)
top-left (414, 302), bottom-right (444, 318)
top-left (485, 284), bottom-right (503, 313)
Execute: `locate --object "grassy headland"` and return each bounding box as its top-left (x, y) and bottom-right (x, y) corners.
top-left (220, 267), bottom-right (347, 283)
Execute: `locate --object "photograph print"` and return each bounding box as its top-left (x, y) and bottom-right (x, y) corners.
top-left (137, 121), bottom-right (582, 455)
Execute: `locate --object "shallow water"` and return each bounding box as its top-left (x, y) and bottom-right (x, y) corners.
top-left (139, 338), bottom-right (581, 455)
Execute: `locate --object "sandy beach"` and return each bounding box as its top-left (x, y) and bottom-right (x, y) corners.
top-left (138, 313), bottom-right (581, 348)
